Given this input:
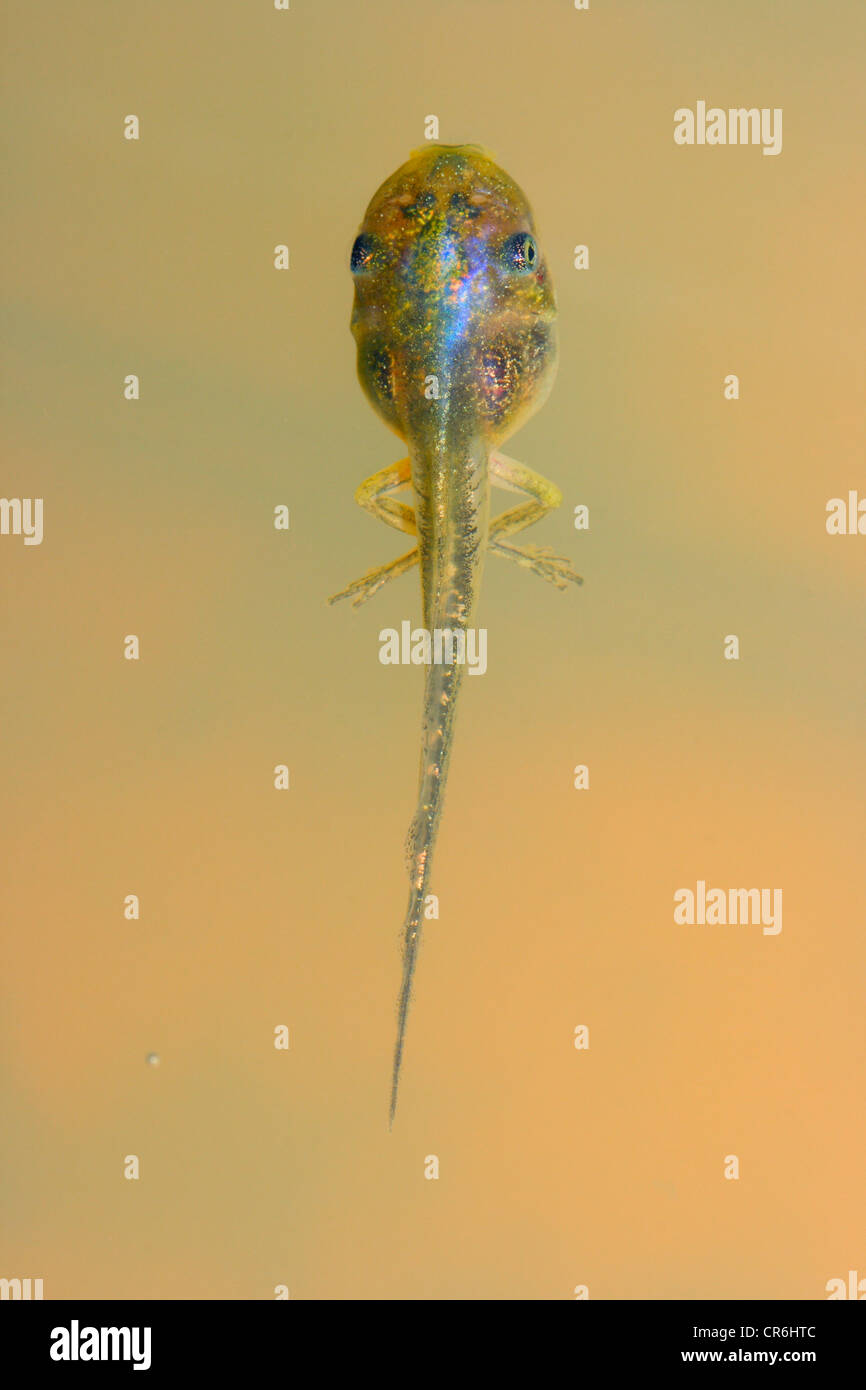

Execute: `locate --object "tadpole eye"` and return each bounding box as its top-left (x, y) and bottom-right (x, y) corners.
top-left (501, 232), bottom-right (538, 275)
top-left (350, 234), bottom-right (380, 274)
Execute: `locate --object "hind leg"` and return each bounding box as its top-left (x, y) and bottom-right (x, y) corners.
top-left (328, 547), bottom-right (419, 607)
top-left (488, 451), bottom-right (582, 589)
top-left (328, 458), bottom-right (420, 607)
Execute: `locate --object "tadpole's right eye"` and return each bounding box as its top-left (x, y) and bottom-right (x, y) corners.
top-left (350, 234), bottom-right (380, 274)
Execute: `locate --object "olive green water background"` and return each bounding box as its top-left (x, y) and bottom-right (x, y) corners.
top-left (2, 0), bottom-right (864, 1298)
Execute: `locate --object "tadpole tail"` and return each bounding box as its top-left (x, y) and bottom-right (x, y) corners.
top-left (388, 651), bottom-right (465, 1127)
top-left (389, 876), bottom-right (429, 1128)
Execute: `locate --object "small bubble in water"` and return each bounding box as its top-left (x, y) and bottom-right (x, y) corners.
top-left (146, 1053), bottom-right (160, 1067)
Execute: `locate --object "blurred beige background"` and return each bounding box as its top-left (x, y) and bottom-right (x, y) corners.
top-left (2, 0), bottom-right (864, 1298)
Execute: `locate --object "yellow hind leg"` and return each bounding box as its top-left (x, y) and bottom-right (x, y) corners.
top-left (328, 457), bottom-right (419, 607)
top-left (489, 451), bottom-right (583, 589)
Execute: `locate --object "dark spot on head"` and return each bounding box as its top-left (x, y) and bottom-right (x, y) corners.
top-left (449, 190), bottom-right (481, 219)
top-left (402, 190), bottom-right (436, 220)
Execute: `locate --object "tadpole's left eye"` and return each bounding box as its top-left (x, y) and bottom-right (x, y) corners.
top-left (501, 232), bottom-right (538, 275)
top-left (350, 234), bottom-right (381, 274)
